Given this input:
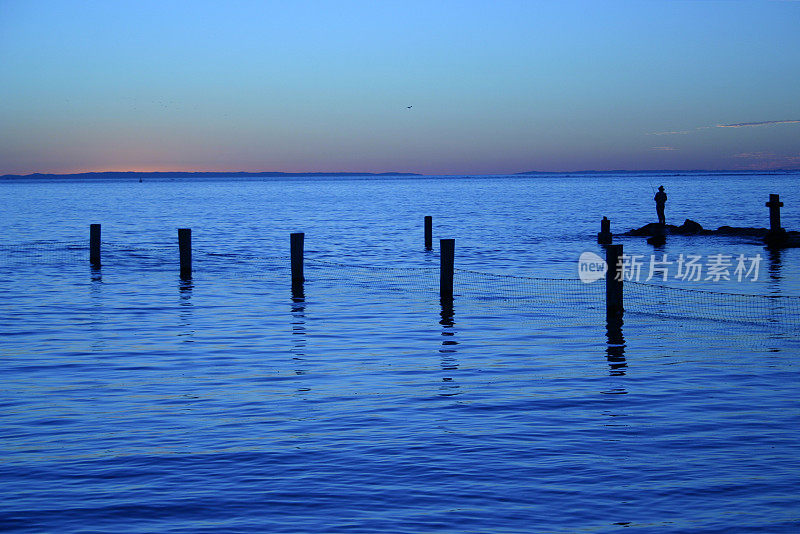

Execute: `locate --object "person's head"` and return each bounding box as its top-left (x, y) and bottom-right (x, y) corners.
top-left (658, 185), bottom-right (664, 191)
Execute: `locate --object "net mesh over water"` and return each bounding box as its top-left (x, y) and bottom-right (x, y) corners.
top-left (625, 280), bottom-right (800, 326)
top-left (1, 242), bottom-right (798, 328)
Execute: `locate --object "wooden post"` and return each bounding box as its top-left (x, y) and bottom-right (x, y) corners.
top-left (766, 194), bottom-right (784, 233)
top-left (89, 224), bottom-right (101, 267)
top-left (291, 232), bottom-right (304, 292)
top-left (440, 238), bottom-right (455, 302)
top-left (424, 216), bottom-right (433, 250)
top-left (597, 216), bottom-right (612, 244)
top-left (178, 228), bottom-right (191, 279)
top-left (605, 244), bottom-right (623, 319)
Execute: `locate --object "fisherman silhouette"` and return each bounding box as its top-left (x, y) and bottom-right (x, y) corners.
top-left (654, 185), bottom-right (667, 225)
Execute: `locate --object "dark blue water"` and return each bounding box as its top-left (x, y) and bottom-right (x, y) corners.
top-left (2, 173), bottom-right (799, 532)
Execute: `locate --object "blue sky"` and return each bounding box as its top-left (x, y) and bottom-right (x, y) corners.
top-left (1, 0), bottom-right (799, 175)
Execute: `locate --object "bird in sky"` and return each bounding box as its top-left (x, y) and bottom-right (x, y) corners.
top-left (407, 105), bottom-right (413, 109)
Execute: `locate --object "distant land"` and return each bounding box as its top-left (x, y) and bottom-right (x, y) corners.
top-left (515, 169), bottom-right (798, 175)
top-left (1, 169), bottom-right (797, 180)
top-left (0, 171), bottom-right (421, 180)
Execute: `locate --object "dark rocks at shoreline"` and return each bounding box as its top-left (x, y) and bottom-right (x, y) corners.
top-left (625, 219), bottom-right (766, 237)
top-left (624, 219), bottom-right (800, 247)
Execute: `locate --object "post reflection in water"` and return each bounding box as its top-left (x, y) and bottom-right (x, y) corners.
top-left (178, 279), bottom-right (194, 343)
top-left (764, 248), bottom-right (791, 349)
top-left (766, 247), bottom-right (783, 288)
top-left (88, 267), bottom-right (105, 352)
top-left (605, 312), bottom-right (627, 377)
top-left (438, 300), bottom-right (460, 397)
top-left (290, 287), bottom-right (308, 382)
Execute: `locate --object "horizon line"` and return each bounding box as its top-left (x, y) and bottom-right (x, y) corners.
top-left (2, 168), bottom-right (799, 179)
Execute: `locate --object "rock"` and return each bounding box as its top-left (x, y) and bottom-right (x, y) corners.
top-left (623, 220), bottom-right (704, 237)
top-left (625, 222), bottom-right (671, 236)
top-left (623, 220), bottom-right (800, 247)
top-left (715, 226), bottom-right (769, 237)
top-left (765, 229), bottom-right (800, 248)
top-left (676, 219), bottom-right (704, 234)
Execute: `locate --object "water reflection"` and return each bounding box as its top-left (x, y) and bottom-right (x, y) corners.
top-left (605, 313), bottom-right (627, 377)
top-left (88, 267), bottom-right (105, 352)
top-left (764, 248), bottom-right (792, 329)
top-left (601, 313), bottom-right (628, 408)
top-left (766, 247), bottom-right (782, 287)
top-left (178, 279), bottom-right (194, 343)
top-left (438, 300), bottom-right (460, 397)
top-left (290, 290), bottom-right (308, 378)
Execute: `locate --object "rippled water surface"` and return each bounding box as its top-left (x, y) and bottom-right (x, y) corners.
top-left (2, 173), bottom-right (799, 533)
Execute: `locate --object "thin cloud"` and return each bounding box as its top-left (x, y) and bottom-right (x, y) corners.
top-left (648, 126), bottom-right (712, 136)
top-left (651, 146), bottom-right (677, 151)
top-left (732, 152), bottom-right (800, 170)
top-left (648, 130), bottom-right (690, 136)
top-left (650, 120), bottom-right (799, 136)
top-left (718, 120), bottom-right (800, 128)
top-left (733, 152), bottom-right (776, 158)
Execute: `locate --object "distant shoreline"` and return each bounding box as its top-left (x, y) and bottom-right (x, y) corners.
top-left (515, 169), bottom-right (798, 176)
top-left (0, 171), bottom-right (422, 180)
top-left (1, 169), bottom-right (797, 180)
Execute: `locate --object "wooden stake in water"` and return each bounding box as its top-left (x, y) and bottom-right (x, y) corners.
top-left (425, 216), bottom-right (433, 250)
top-left (90, 224), bottom-right (101, 267)
top-left (597, 216), bottom-right (612, 245)
top-left (178, 228), bottom-right (192, 279)
top-left (766, 194), bottom-right (784, 234)
top-left (440, 238), bottom-right (455, 303)
top-left (605, 244), bottom-right (623, 319)
top-left (291, 232), bottom-right (305, 292)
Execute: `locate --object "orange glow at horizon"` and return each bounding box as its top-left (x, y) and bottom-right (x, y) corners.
top-left (47, 165), bottom-right (310, 175)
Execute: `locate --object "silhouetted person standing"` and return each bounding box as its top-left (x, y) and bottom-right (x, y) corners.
top-left (654, 185), bottom-right (667, 225)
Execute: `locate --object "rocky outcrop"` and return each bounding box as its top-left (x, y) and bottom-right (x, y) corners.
top-left (623, 219), bottom-right (709, 236)
top-left (622, 219), bottom-right (799, 247)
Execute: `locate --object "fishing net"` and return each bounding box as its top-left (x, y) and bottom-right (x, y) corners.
top-left (624, 279), bottom-right (800, 327)
top-left (1, 241), bottom-right (798, 328)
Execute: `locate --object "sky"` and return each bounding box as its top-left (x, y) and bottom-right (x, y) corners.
top-left (1, 0), bottom-right (799, 175)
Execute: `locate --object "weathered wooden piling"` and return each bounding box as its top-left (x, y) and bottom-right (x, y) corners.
top-left (291, 232), bottom-right (305, 291)
top-left (178, 228), bottom-right (192, 279)
top-left (425, 216), bottom-right (433, 250)
top-left (765, 194), bottom-right (787, 247)
top-left (605, 244), bottom-right (623, 318)
top-left (766, 194), bottom-right (784, 233)
top-left (89, 224), bottom-right (101, 267)
top-left (439, 238), bottom-right (455, 302)
top-left (597, 217), bottom-right (612, 245)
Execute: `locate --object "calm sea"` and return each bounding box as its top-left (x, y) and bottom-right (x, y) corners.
top-left (1, 173), bottom-right (799, 533)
